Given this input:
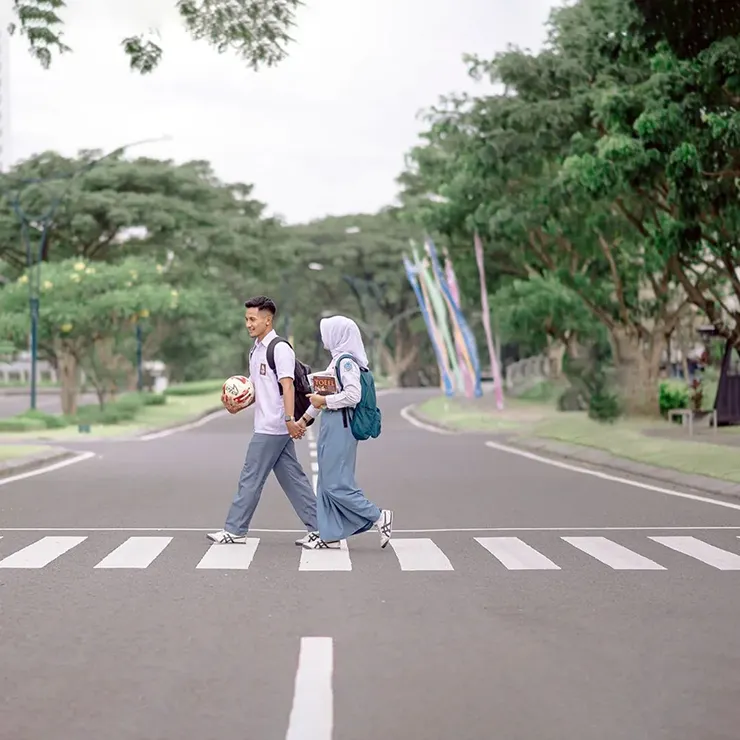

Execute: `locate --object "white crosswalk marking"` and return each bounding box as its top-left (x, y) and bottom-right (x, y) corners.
top-left (563, 536), bottom-right (665, 570)
top-left (651, 536), bottom-right (740, 570)
top-left (475, 537), bottom-right (561, 570)
top-left (390, 538), bottom-right (454, 571)
top-left (299, 540), bottom-right (352, 571)
top-left (94, 536), bottom-right (173, 569)
top-left (196, 540), bottom-right (260, 570)
top-left (0, 536), bottom-right (87, 569)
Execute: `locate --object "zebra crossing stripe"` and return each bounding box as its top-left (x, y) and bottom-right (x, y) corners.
top-left (94, 536), bottom-right (173, 569)
top-left (389, 538), bottom-right (454, 571)
top-left (196, 539), bottom-right (260, 570)
top-left (0, 536), bottom-right (87, 569)
top-left (299, 540), bottom-right (352, 571)
top-left (651, 536), bottom-right (740, 570)
top-left (475, 537), bottom-right (561, 570)
top-left (562, 536), bottom-right (665, 570)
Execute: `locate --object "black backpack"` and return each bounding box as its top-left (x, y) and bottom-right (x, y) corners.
top-left (263, 337), bottom-right (315, 426)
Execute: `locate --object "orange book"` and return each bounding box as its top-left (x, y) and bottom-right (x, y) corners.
top-left (312, 373), bottom-right (337, 396)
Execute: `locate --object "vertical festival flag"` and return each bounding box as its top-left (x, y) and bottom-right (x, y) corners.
top-left (414, 245), bottom-right (462, 393)
top-left (474, 232), bottom-right (504, 410)
top-left (444, 250), bottom-right (475, 399)
top-left (402, 254), bottom-right (454, 396)
top-left (425, 238), bottom-right (483, 398)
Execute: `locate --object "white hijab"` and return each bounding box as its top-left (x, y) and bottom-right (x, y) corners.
top-left (320, 315), bottom-right (369, 368)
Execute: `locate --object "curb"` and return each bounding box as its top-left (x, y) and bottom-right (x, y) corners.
top-left (0, 447), bottom-right (77, 480)
top-left (405, 403), bottom-right (740, 500)
top-left (135, 406), bottom-right (224, 439)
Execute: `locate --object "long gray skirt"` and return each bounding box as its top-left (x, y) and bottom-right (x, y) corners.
top-left (316, 408), bottom-right (381, 541)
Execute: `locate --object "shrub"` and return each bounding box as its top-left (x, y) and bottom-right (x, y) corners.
top-left (588, 389), bottom-right (621, 423)
top-left (0, 416), bottom-right (47, 432)
top-left (165, 379), bottom-right (224, 396)
top-left (557, 386), bottom-right (586, 412)
top-left (658, 381), bottom-right (688, 418)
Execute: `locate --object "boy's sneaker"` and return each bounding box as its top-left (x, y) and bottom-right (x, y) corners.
top-left (375, 510), bottom-right (393, 548)
top-left (295, 531), bottom-right (320, 546)
top-left (206, 530), bottom-right (247, 544)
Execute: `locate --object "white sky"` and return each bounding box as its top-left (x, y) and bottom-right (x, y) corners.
top-left (5, 0), bottom-right (556, 224)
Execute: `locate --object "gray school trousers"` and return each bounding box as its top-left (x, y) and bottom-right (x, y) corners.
top-left (224, 433), bottom-right (318, 536)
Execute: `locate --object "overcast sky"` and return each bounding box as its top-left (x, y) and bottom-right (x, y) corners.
top-left (5, 0), bottom-right (556, 224)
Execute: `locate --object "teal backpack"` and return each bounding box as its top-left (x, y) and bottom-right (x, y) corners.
top-left (335, 354), bottom-right (382, 440)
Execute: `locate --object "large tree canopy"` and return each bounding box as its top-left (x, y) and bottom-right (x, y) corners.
top-left (10, 0), bottom-right (302, 73)
top-left (399, 0), bottom-right (740, 415)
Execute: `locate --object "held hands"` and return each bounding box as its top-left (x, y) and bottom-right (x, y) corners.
top-left (286, 419), bottom-right (304, 440)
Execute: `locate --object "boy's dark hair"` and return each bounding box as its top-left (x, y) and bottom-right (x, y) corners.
top-left (244, 296), bottom-right (277, 315)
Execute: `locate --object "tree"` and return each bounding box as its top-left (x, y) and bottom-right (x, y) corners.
top-left (398, 0), bottom-right (702, 415)
top-left (272, 209), bottom-right (426, 384)
top-left (0, 256), bottom-right (212, 413)
top-left (491, 275), bottom-right (601, 375)
top-left (10, 0), bottom-right (302, 73)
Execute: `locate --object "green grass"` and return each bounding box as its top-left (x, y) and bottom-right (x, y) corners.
top-left (0, 445), bottom-right (52, 461)
top-left (530, 413), bottom-right (740, 483)
top-left (165, 379), bottom-right (225, 396)
top-left (0, 392), bottom-right (221, 441)
top-left (416, 393), bottom-right (740, 483)
top-left (417, 396), bottom-right (540, 432)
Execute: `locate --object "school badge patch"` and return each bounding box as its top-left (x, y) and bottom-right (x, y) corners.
top-left (343, 360), bottom-right (353, 371)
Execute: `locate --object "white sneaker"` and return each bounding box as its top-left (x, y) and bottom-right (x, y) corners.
top-left (295, 531), bottom-right (320, 546)
top-left (206, 530), bottom-right (247, 544)
top-left (375, 510), bottom-right (393, 549)
top-left (301, 538), bottom-right (340, 550)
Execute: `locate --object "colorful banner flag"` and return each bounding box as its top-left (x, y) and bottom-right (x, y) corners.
top-left (474, 232), bottom-right (504, 410)
top-left (402, 255), bottom-right (454, 396)
top-left (425, 238), bottom-right (482, 398)
top-left (444, 251), bottom-right (475, 399)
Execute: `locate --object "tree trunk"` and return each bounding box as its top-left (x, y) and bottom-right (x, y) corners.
top-left (545, 337), bottom-right (565, 379)
top-left (609, 327), bottom-right (664, 416)
top-left (379, 328), bottom-right (419, 387)
top-left (57, 344), bottom-right (79, 417)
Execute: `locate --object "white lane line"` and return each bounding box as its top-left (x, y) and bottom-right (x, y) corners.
top-left (94, 536), bottom-right (173, 569)
top-left (0, 535), bottom-right (87, 568)
top-left (299, 540), bottom-right (351, 571)
top-left (0, 451), bottom-right (96, 487)
top-left (484, 440), bottom-right (740, 513)
top-left (311, 461), bottom-right (319, 473)
top-left (563, 536), bottom-right (665, 570)
top-left (651, 536), bottom-right (740, 570)
top-left (196, 539), bottom-right (260, 570)
top-left (475, 536), bottom-right (560, 570)
top-left (139, 408), bottom-right (226, 441)
top-left (400, 404), bottom-right (455, 434)
top-left (389, 538), bottom-right (454, 571)
top-left (285, 637), bottom-right (333, 740)
top-left (311, 475), bottom-right (318, 494)
top-left (3, 526), bottom-right (740, 533)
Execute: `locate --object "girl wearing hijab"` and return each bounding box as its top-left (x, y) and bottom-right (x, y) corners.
top-left (298, 315), bottom-right (393, 550)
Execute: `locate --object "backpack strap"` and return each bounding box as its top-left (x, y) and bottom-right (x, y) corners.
top-left (266, 336), bottom-right (291, 395)
top-left (334, 353), bottom-right (357, 391)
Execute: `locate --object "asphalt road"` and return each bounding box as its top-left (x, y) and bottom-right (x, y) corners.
top-left (0, 390), bottom-right (99, 418)
top-left (1, 389), bottom-right (740, 740)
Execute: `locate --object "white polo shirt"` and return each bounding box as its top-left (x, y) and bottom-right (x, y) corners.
top-left (249, 330), bottom-right (295, 435)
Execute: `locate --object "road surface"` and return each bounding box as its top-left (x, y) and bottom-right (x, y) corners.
top-left (1, 389), bottom-right (739, 739)
top-left (0, 390), bottom-right (99, 418)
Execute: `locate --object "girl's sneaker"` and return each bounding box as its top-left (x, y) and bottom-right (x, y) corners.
top-left (375, 510), bottom-right (393, 548)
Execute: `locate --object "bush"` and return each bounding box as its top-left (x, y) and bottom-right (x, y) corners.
top-left (165, 379), bottom-right (224, 396)
top-left (659, 381), bottom-right (688, 418)
top-left (557, 386), bottom-right (586, 412)
top-left (142, 392), bottom-right (167, 406)
top-left (588, 389), bottom-right (621, 423)
top-left (0, 416), bottom-right (47, 432)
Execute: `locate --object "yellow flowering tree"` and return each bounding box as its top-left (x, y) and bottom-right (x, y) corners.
top-left (0, 257), bottom-right (208, 414)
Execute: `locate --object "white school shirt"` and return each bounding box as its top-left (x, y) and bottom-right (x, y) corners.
top-left (304, 356), bottom-right (362, 420)
top-left (249, 329), bottom-right (296, 435)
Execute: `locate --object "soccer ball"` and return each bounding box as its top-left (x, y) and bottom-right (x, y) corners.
top-left (222, 375), bottom-right (254, 408)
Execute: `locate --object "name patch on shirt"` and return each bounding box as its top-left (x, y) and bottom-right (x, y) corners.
top-left (260, 363), bottom-right (267, 376)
